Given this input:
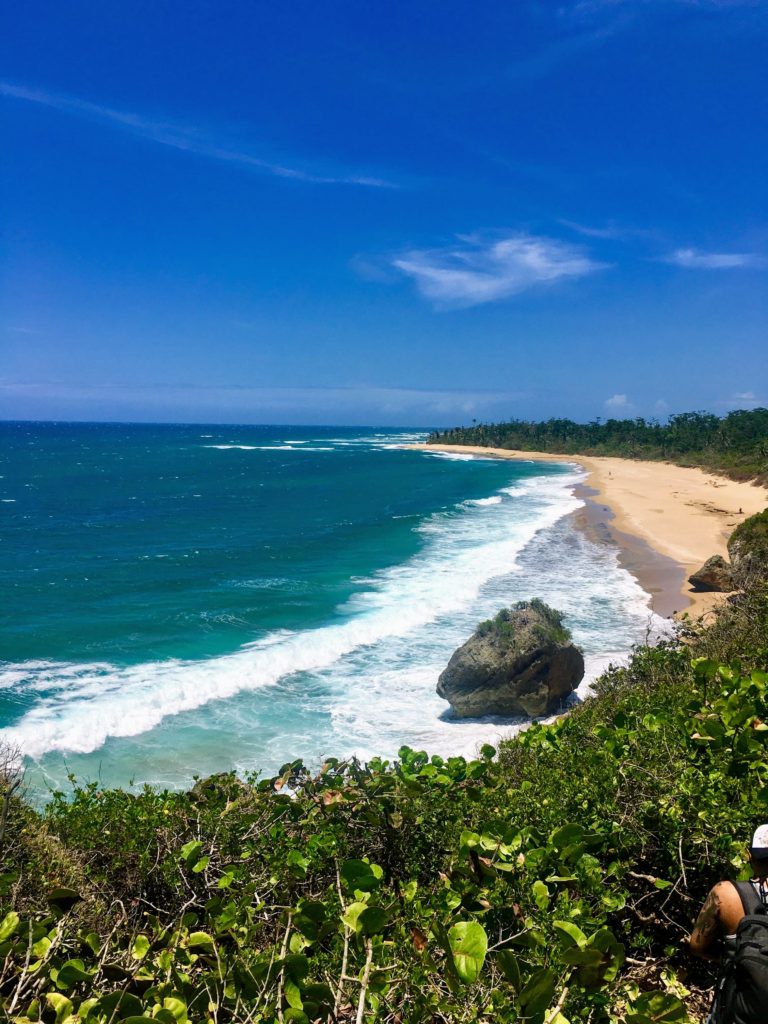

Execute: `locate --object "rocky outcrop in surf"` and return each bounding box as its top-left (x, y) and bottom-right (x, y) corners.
top-left (436, 599), bottom-right (584, 719)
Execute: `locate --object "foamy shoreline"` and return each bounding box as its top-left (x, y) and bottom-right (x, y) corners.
top-left (404, 444), bottom-right (768, 618)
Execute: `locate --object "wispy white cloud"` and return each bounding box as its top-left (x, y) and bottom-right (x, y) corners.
top-left (663, 247), bottom-right (765, 269)
top-left (392, 233), bottom-right (608, 309)
top-left (558, 218), bottom-right (661, 243)
top-left (0, 81), bottom-right (394, 188)
top-left (604, 393), bottom-right (630, 409)
top-left (568, 0), bottom-right (757, 15)
top-left (500, 24), bottom-right (620, 81)
top-left (715, 391), bottom-right (765, 411)
top-left (559, 218), bottom-right (624, 240)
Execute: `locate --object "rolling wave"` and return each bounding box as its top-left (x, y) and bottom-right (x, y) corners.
top-left (2, 471), bottom-right (583, 760)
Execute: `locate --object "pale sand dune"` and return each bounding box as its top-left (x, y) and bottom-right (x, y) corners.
top-left (405, 444), bottom-right (768, 617)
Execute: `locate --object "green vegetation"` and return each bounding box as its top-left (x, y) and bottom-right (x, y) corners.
top-left (428, 409), bottom-right (768, 481)
top-left (476, 600), bottom-right (573, 650)
top-left (2, 580), bottom-right (768, 1021)
top-left (728, 509), bottom-right (768, 584)
top-left (730, 509), bottom-right (768, 556)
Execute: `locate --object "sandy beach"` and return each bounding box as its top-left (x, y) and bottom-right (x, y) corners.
top-left (407, 444), bottom-right (768, 617)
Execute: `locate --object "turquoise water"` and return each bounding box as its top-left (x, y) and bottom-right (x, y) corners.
top-left (0, 423), bottom-right (660, 794)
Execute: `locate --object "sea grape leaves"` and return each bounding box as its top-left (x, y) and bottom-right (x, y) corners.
top-left (447, 921), bottom-right (487, 985)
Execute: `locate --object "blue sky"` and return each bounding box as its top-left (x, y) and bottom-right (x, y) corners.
top-left (1, 0), bottom-right (766, 426)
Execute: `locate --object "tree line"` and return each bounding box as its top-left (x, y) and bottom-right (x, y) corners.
top-left (428, 408), bottom-right (768, 480)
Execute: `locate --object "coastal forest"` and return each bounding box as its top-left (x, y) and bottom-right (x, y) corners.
top-left (1, 514), bottom-right (767, 1023)
top-left (428, 409), bottom-right (768, 481)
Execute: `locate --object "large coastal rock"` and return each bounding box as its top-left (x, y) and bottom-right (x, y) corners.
top-left (688, 555), bottom-right (735, 592)
top-left (437, 600), bottom-right (584, 719)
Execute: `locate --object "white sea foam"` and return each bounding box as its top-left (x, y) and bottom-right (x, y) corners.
top-left (3, 448), bottom-right (671, 790)
top-left (423, 451), bottom-right (483, 461)
top-left (318, 433), bottom-right (427, 447)
top-left (464, 496), bottom-right (502, 506)
top-left (2, 469), bottom-right (583, 760)
top-left (228, 576), bottom-right (302, 591)
top-left (204, 444), bottom-right (336, 452)
top-left (324, 518), bottom-right (669, 763)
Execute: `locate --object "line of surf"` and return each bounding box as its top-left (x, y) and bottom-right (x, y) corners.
top-left (1, 469), bottom-right (584, 760)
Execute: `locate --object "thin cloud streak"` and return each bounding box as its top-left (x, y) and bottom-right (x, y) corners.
top-left (0, 380), bottom-right (526, 422)
top-left (0, 81), bottom-right (394, 188)
top-left (559, 219), bottom-right (624, 239)
top-left (568, 0), bottom-right (757, 15)
top-left (500, 23), bottom-right (620, 82)
top-left (392, 233), bottom-right (608, 308)
top-left (664, 247), bottom-right (765, 269)
top-left (0, 380), bottom-right (510, 407)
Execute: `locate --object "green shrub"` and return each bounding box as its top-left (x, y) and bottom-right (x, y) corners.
top-left (475, 601), bottom-right (573, 651)
top-left (3, 596), bottom-right (768, 1021)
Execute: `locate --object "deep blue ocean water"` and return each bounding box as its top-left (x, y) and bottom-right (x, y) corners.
top-left (0, 423), bottom-right (661, 794)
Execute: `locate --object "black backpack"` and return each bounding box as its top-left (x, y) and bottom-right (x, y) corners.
top-left (714, 881), bottom-right (768, 1024)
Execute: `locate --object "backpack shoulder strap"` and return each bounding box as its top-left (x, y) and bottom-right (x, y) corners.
top-left (731, 880), bottom-right (764, 916)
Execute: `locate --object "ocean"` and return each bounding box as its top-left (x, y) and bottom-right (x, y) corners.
top-left (0, 422), bottom-right (661, 795)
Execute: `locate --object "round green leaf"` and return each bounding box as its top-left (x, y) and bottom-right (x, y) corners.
top-left (47, 888), bottom-right (82, 912)
top-left (627, 990), bottom-right (688, 1022)
top-left (496, 949), bottom-right (521, 991)
top-left (55, 958), bottom-right (94, 989)
top-left (162, 997), bottom-right (188, 1023)
top-left (562, 947), bottom-right (605, 966)
top-left (294, 900), bottom-right (326, 940)
top-left (447, 921), bottom-right (487, 985)
top-left (402, 879), bottom-right (418, 902)
top-left (131, 934), bottom-right (151, 960)
top-left (342, 901), bottom-right (368, 933)
top-left (532, 879), bottom-right (550, 910)
top-left (187, 931), bottom-right (215, 951)
top-left (286, 849), bottom-right (309, 875)
top-left (98, 991), bottom-right (144, 1018)
top-left (191, 855), bottom-right (210, 874)
top-left (519, 967), bottom-right (557, 1014)
top-left (358, 906), bottom-right (388, 935)
top-left (284, 977), bottom-right (303, 1010)
top-left (45, 994), bottom-right (74, 1024)
top-left (0, 911), bottom-right (19, 942)
top-left (553, 920), bottom-right (588, 949)
top-left (550, 823), bottom-right (585, 850)
top-left (179, 840), bottom-right (203, 870)
top-left (341, 859), bottom-right (381, 893)
top-left (283, 1011), bottom-right (309, 1024)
